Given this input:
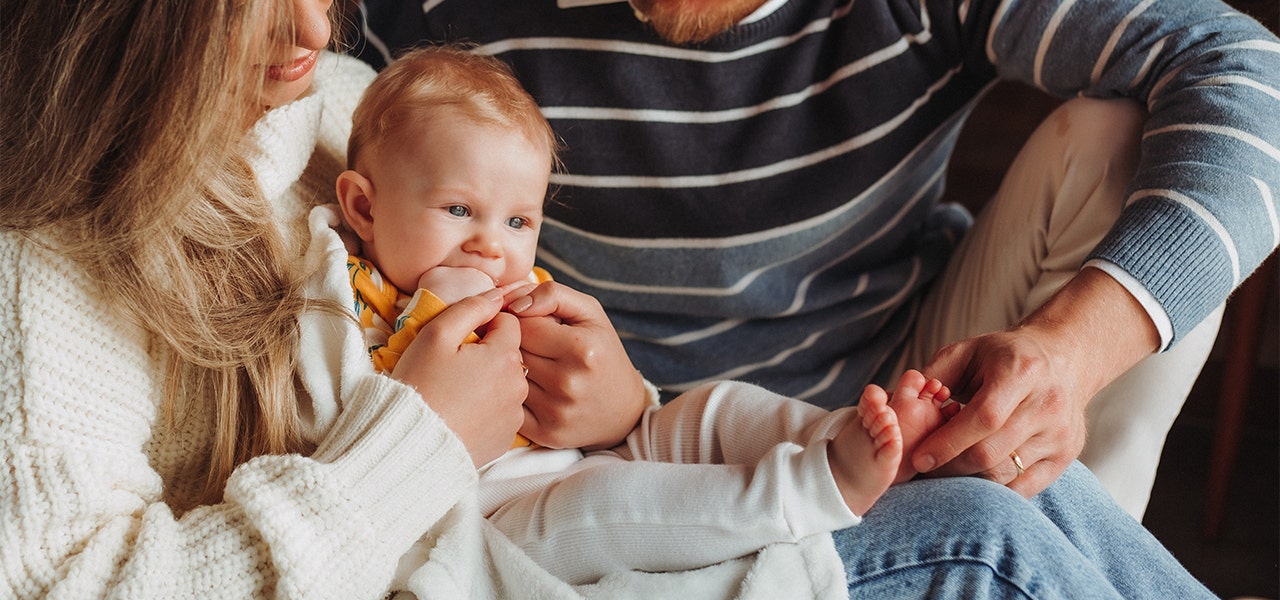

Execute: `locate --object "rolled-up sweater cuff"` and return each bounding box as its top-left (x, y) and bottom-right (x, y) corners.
top-left (311, 373), bottom-right (477, 540)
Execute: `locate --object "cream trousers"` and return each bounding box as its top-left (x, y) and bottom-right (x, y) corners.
top-left (895, 97), bottom-right (1223, 519)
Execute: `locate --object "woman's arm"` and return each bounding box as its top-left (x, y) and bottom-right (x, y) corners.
top-left (0, 233), bottom-right (477, 599)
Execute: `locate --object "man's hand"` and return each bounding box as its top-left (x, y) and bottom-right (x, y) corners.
top-left (506, 281), bottom-right (650, 451)
top-left (391, 288), bottom-right (528, 467)
top-left (913, 267), bottom-right (1160, 496)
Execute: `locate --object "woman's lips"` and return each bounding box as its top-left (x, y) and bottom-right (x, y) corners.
top-left (265, 50), bottom-right (319, 83)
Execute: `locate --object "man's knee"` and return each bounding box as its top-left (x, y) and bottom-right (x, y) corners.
top-left (1022, 96), bottom-right (1146, 203)
top-left (839, 477), bottom-right (1086, 594)
top-left (866, 476), bottom-right (1042, 533)
top-left (1050, 97), bottom-right (1146, 147)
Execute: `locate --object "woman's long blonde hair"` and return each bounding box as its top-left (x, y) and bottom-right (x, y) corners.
top-left (1, 1), bottom-right (332, 506)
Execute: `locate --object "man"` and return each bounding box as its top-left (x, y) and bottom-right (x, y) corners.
top-left (352, 0), bottom-right (1280, 517)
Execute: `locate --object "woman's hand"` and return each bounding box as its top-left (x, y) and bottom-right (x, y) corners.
top-left (506, 282), bottom-right (650, 451)
top-left (912, 268), bottom-right (1160, 497)
top-left (391, 288), bottom-right (528, 467)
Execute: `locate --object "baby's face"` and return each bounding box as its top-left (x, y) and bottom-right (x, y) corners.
top-left (359, 111), bottom-right (550, 293)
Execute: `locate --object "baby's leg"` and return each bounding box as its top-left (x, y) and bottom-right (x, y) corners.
top-left (487, 447), bottom-right (858, 585)
top-left (828, 369), bottom-right (952, 514)
top-left (618, 380), bottom-right (846, 466)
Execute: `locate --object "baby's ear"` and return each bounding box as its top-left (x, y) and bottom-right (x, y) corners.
top-left (336, 170), bottom-right (376, 242)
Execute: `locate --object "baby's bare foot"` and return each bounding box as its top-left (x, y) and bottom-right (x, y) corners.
top-left (886, 369), bottom-right (953, 483)
top-left (828, 383), bottom-right (901, 516)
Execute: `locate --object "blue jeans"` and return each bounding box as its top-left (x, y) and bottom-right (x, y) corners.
top-left (833, 462), bottom-right (1214, 599)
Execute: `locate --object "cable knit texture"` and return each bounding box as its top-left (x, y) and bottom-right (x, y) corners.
top-left (0, 51), bottom-right (846, 599)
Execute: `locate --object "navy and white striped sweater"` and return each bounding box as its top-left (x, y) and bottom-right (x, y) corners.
top-left (354, 0), bottom-right (1280, 408)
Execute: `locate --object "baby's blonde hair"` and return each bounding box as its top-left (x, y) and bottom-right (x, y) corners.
top-left (348, 45), bottom-right (561, 175)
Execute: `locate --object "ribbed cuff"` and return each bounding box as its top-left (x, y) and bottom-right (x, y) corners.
top-left (1088, 199), bottom-right (1232, 345)
top-left (312, 374), bottom-right (477, 541)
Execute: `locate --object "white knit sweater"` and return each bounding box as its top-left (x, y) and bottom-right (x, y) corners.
top-left (0, 52), bottom-right (845, 599)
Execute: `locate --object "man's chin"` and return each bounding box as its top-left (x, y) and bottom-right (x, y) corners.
top-left (631, 0), bottom-right (764, 45)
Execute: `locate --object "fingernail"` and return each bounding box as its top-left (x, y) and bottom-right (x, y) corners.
top-left (483, 288), bottom-right (504, 302)
top-left (509, 297), bottom-right (532, 313)
top-left (915, 455), bottom-right (936, 472)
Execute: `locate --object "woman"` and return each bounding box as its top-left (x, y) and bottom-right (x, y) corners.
top-left (0, 0), bottom-right (1213, 598)
top-left (0, 0), bottom-right (524, 596)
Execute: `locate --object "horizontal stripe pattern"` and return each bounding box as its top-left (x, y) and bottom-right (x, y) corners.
top-left (356, 0), bottom-right (1280, 407)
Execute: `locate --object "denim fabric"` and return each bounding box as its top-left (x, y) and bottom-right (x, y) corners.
top-left (834, 463), bottom-right (1215, 599)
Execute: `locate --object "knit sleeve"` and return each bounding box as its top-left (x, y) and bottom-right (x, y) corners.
top-left (0, 233), bottom-right (477, 599)
top-left (229, 374), bottom-right (479, 598)
top-left (968, 0), bottom-right (1280, 345)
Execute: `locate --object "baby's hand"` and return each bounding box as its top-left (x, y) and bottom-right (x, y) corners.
top-left (418, 266), bottom-right (496, 305)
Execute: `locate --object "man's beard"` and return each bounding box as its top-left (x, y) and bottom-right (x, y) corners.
top-left (630, 0), bottom-right (766, 45)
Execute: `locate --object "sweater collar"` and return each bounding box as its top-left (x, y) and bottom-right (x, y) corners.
top-left (247, 55), bottom-right (331, 202)
top-left (556, 0), bottom-right (788, 24)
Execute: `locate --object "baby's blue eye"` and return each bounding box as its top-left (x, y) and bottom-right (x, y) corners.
top-left (448, 205), bottom-right (469, 217)
top-left (506, 216), bottom-right (528, 229)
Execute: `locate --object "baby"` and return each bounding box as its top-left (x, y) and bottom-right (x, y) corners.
top-left (336, 45), bottom-right (953, 586)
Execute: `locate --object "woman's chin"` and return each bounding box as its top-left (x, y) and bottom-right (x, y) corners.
top-left (260, 74), bottom-right (315, 109)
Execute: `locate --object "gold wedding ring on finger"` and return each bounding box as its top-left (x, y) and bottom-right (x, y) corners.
top-left (520, 362), bottom-right (529, 377)
top-left (1009, 451), bottom-right (1026, 477)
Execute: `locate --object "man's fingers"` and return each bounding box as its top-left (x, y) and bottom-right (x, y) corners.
top-left (518, 314), bottom-right (573, 358)
top-left (922, 344), bottom-right (974, 399)
top-left (506, 282), bottom-right (559, 318)
top-left (507, 281), bottom-right (600, 324)
top-left (911, 386), bottom-right (1016, 473)
top-left (479, 311), bottom-right (522, 347)
top-left (923, 408), bottom-right (1067, 498)
top-left (519, 405), bottom-right (541, 442)
top-left (1007, 455), bottom-right (1070, 498)
top-left (500, 281), bottom-right (538, 306)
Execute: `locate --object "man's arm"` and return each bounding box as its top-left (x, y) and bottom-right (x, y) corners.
top-left (917, 0), bottom-right (1279, 494)
top-left (980, 0), bottom-right (1280, 338)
